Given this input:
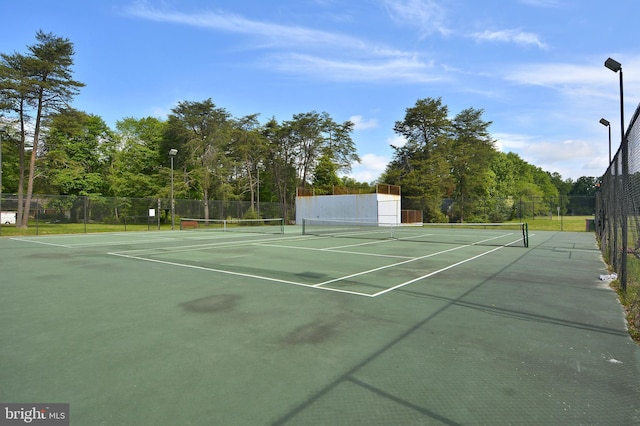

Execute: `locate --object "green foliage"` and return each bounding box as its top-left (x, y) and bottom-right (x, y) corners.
top-left (313, 152), bottom-right (342, 187)
top-left (0, 33), bottom-right (603, 225)
top-left (39, 109), bottom-right (114, 196)
top-left (0, 31), bottom-right (84, 227)
top-left (166, 99), bottom-right (233, 208)
top-left (109, 117), bottom-right (166, 198)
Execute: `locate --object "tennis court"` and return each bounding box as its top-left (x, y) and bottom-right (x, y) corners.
top-left (1, 224), bottom-right (639, 425)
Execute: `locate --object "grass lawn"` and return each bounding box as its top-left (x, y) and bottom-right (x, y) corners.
top-left (0, 215), bottom-right (595, 237)
top-left (515, 215), bottom-right (594, 232)
top-left (0, 221), bottom-right (174, 237)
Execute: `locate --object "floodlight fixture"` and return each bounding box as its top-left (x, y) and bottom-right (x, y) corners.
top-left (600, 118), bottom-right (612, 164)
top-left (604, 57), bottom-right (622, 73)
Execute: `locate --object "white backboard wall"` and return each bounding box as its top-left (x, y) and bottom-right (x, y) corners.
top-left (295, 193), bottom-right (401, 224)
top-left (377, 194), bottom-right (401, 225)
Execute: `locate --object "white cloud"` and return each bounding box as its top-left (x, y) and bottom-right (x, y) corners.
top-left (124, 2), bottom-right (442, 83)
top-left (493, 133), bottom-right (532, 151)
top-left (267, 53), bottom-right (441, 83)
top-left (518, 0), bottom-right (560, 7)
top-left (387, 135), bottom-right (407, 148)
top-left (494, 133), bottom-right (607, 179)
top-left (382, 0), bottom-right (450, 37)
top-left (472, 29), bottom-right (546, 49)
top-left (348, 153), bottom-right (389, 182)
top-left (349, 115), bottom-right (378, 130)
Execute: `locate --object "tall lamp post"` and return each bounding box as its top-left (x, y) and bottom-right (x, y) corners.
top-left (169, 149), bottom-right (178, 230)
top-left (604, 57), bottom-right (627, 292)
top-left (599, 118), bottom-right (611, 165)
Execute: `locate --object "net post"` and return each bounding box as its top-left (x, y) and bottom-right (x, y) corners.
top-left (302, 218), bottom-right (307, 235)
top-left (523, 223), bottom-right (529, 247)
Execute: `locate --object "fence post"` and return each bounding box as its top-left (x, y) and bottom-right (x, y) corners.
top-left (35, 197), bottom-right (39, 235)
top-left (621, 136), bottom-right (629, 293)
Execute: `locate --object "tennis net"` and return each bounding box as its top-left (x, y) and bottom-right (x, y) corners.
top-left (302, 219), bottom-right (529, 247)
top-left (180, 218), bottom-right (285, 234)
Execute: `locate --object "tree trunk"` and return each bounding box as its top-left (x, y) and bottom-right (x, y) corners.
top-left (20, 91), bottom-right (44, 228)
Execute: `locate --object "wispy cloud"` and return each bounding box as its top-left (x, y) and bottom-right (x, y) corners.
top-left (382, 0), bottom-right (450, 37)
top-left (387, 135), bottom-right (407, 148)
top-left (123, 1), bottom-right (440, 83)
top-left (518, 0), bottom-right (561, 7)
top-left (266, 53), bottom-right (442, 83)
top-left (124, 1), bottom-right (365, 49)
top-left (350, 115), bottom-right (379, 130)
top-left (349, 153), bottom-right (389, 182)
top-left (472, 29), bottom-right (546, 48)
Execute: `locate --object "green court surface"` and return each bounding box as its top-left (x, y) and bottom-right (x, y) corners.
top-left (1, 226), bottom-right (639, 425)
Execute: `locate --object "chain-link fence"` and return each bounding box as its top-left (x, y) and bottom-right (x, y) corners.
top-left (403, 195), bottom-right (594, 224)
top-left (596, 103), bottom-right (640, 292)
top-left (0, 192), bottom-right (596, 236)
top-left (0, 194), bottom-right (290, 234)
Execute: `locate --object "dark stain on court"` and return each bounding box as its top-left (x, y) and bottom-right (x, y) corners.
top-left (282, 320), bottom-right (340, 345)
top-left (181, 294), bottom-right (241, 314)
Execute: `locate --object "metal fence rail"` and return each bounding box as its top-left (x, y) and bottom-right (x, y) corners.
top-left (596, 103), bottom-right (640, 292)
top-left (0, 194), bottom-right (289, 234)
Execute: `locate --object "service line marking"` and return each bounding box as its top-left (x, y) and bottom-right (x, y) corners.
top-left (108, 251), bottom-right (375, 298)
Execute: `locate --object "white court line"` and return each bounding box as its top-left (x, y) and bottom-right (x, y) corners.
top-left (11, 236), bottom-right (179, 248)
top-left (371, 238), bottom-right (524, 297)
top-left (107, 231), bottom-right (529, 298)
top-left (254, 243), bottom-right (414, 259)
top-left (321, 238), bottom-right (398, 250)
top-left (313, 233), bottom-right (521, 288)
top-left (10, 237), bottom-right (74, 248)
top-left (313, 245), bottom-right (470, 287)
top-left (108, 252), bottom-right (374, 298)
top-left (110, 234), bottom-right (314, 256)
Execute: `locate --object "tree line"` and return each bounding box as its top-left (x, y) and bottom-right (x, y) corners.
top-left (381, 97), bottom-right (598, 222)
top-left (0, 31), bottom-right (597, 228)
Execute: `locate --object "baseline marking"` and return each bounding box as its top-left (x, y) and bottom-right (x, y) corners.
top-left (372, 239), bottom-right (523, 297)
top-left (10, 238), bottom-right (73, 248)
top-left (108, 251), bottom-right (375, 298)
top-left (254, 243), bottom-right (414, 259)
top-left (315, 233), bottom-right (522, 289)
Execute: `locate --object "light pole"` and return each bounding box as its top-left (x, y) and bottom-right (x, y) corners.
top-left (605, 58), bottom-right (624, 144)
top-left (604, 57), bottom-right (627, 292)
top-left (599, 118), bottom-right (611, 165)
top-left (169, 149), bottom-right (178, 230)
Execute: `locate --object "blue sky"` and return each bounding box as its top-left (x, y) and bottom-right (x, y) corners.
top-left (2, 0), bottom-right (639, 182)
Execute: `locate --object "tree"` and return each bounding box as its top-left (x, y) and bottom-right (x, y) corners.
top-left (570, 176), bottom-right (598, 196)
top-left (39, 109), bottom-right (114, 196)
top-left (382, 97), bottom-right (453, 221)
top-left (286, 111), bottom-right (359, 188)
top-left (230, 114), bottom-right (266, 213)
top-left (263, 118), bottom-right (298, 221)
top-left (165, 99), bottom-right (232, 219)
top-left (449, 107), bottom-right (496, 222)
top-left (312, 151), bottom-right (341, 188)
top-left (322, 114), bottom-right (359, 174)
top-left (0, 31), bottom-right (84, 228)
top-left (109, 116), bottom-right (166, 198)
